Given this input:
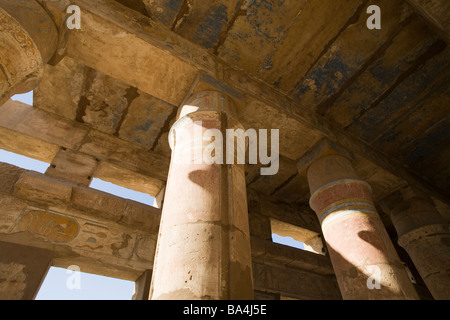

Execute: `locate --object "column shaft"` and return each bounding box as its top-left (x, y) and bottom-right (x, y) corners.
top-left (149, 91), bottom-right (253, 300)
top-left (391, 193), bottom-right (450, 299)
top-left (306, 154), bottom-right (418, 299)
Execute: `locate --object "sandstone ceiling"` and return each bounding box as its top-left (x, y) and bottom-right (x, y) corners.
top-left (33, 0), bottom-right (450, 222)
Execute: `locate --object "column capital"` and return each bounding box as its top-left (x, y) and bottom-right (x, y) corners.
top-left (168, 90), bottom-right (244, 153)
top-left (0, 0), bottom-right (58, 105)
top-left (297, 138), bottom-right (354, 175)
top-left (176, 72), bottom-right (246, 120)
top-left (298, 139), bottom-right (358, 196)
top-left (384, 186), bottom-right (450, 299)
top-left (1, 0), bottom-right (58, 63)
top-left (178, 90), bottom-right (238, 120)
top-left (389, 186), bottom-right (448, 239)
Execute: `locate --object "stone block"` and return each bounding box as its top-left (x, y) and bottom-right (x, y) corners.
top-left (71, 186), bottom-right (126, 222)
top-left (120, 202), bottom-right (161, 233)
top-left (14, 172), bottom-right (72, 205)
top-left (0, 126), bottom-right (59, 164)
top-left (0, 100), bottom-right (88, 150)
top-left (94, 161), bottom-right (164, 197)
top-left (46, 148), bottom-right (98, 186)
top-left (0, 163), bottom-right (26, 195)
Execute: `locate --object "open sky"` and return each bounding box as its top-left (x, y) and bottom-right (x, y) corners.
top-left (4, 91), bottom-right (304, 300)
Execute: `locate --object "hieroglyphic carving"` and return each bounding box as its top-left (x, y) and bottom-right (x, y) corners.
top-left (4, 206), bottom-right (156, 265)
top-left (18, 210), bottom-right (79, 243)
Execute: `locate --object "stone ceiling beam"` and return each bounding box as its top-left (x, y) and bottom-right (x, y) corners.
top-left (0, 100), bottom-right (169, 193)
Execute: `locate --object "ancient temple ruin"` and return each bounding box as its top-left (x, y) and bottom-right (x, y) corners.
top-left (0, 0), bottom-right (449, 300)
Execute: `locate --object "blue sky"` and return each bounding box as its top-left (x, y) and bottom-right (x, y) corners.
top-left (5, 91), bottom-right (303, 300)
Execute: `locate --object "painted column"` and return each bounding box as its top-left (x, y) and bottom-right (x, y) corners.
top-left (150, 91), bottom-right (253, 300)
top-left (0, 0), bottom-right (58, 106)
top-left (298, 139), bottom-right (418, 299)
top-left (391, 187), bottom-right (450, 300)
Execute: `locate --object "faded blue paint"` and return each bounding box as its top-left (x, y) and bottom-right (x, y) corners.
top-left (136, 120), bottom-right (154, 132)
top-left (194, 4), bottom-right (229, 49)
top-left (402, 122), bottom-right (450, 166)
top-left (167, 0), bottom-right (184, 12)
top-left (273, 77), bottom-right (282, 89)
top-left (348, 49), bottom-right (450, 142)
top-left (370, 39), bottom-right (435, 83)
top-left (227, 30), bottom-right (250, 42)
top-left (293, 50), bottom-right (362, 101)
top-left (369, 63), bottom-right (401, 87)
top-left (373, 107), bottom-right (425, 150)
top-left (153, 0), bottom-right (185, 27)
top-left (219, 46), bottom-right (241, 63)
top-left (246, 0), bottom-right (286, 40)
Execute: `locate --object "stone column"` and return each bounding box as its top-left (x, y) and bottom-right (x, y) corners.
top-left (390, 187), bottom-right (450, 300)
top-left (149, 91), bottom-right (253, 300)
top-left (0, 241), bottom-right (53, 300)
top-left (298, 139), bottom-right (418, 300)
top-left (0, 0), bottom-right (58, 106)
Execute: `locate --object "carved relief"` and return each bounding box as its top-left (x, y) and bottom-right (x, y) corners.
top-left (1, 205), bottom-right (156, 272)
top-left (18, 210), bottom-right (79, 243)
